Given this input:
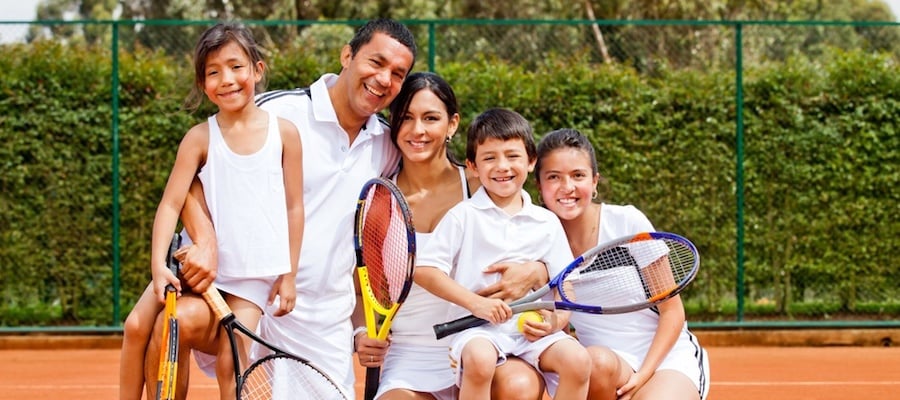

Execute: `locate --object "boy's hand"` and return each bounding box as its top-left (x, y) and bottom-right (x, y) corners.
top-left (469, 297), bottom-right (512, 324)
top-left (519, 309), bottom-right (557, 341)
top-left (269, 273), bottom-right (297, 316)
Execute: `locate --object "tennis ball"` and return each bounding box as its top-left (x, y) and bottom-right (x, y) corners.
top-left (516, 311), bottom-right (545, 333)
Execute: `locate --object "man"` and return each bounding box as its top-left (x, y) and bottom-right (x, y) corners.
top-left (143, 18), bottom-right (416, 398)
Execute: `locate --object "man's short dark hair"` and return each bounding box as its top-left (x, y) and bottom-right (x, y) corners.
top-left (348, 18), bottom-right (417, 70)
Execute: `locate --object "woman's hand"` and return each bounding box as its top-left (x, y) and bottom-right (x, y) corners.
top-left (355, 331), bottom-right (390, 368)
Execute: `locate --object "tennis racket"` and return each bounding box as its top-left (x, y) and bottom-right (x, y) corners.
top-left (201, 285), bottom-right (348, 399)
top-left (433, 231), bottom-right (699, 340)
top-left (353, 177), bottom-right (416, 400)
top-left (155, 232), bottom-right (181, 400)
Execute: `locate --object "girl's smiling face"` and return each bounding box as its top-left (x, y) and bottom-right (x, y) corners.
top-left (537, 147), bottom-right (599, 221)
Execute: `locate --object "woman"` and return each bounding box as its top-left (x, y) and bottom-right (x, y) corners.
top-left (353, 72), bottom-right (549, 400)
top-left (534, 128), bottom-right (710, 400)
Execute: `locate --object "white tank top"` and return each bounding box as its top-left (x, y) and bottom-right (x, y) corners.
top-left (198, 112), bottom-right (291, 278)
top-left (389, 166), bottom-right (468, 346)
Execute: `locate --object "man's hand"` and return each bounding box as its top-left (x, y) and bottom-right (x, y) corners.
top-left (174, 241), bottom-right (217, 293)
top-left (476, 261), bottom-right (549, 302)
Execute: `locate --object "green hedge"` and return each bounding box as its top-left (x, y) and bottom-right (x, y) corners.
top-left (0, 41), bottom-right (897, 326)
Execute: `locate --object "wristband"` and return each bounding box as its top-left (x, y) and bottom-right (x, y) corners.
top-left (352, 326), bottom-right (368, 350)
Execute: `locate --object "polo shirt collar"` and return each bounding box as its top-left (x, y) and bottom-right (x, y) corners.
top-left (310, 73), bottom-right (386, 137)
top-left (469, 186), bottom-right (547, 221)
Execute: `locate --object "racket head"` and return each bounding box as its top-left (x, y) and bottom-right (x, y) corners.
top-left (353, 178), bottom-right (416, 319)
top-left (239, 353), bottom-right (349, 400)
top-left (555, 231), bottom-right (699, 314)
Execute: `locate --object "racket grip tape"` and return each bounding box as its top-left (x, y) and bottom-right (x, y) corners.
top-left (433, 315), bottom-right (490, 340)
top-left (363, 366), bottom-right (381, 400)
top-left (201, 286), bottom-right (233, 322)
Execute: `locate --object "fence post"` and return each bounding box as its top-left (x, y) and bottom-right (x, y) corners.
top-left (111, 20), bottom-right (122, 326)
top-left (734, 22), bottom-right (745, 322)
top-left (428, 21), bottom-right (436, 72)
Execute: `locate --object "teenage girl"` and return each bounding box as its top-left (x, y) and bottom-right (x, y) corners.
top-left (535, 128), bottom-right (709, 400)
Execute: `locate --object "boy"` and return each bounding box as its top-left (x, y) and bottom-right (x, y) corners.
top-left (414, 108), bottom-right (591, 400)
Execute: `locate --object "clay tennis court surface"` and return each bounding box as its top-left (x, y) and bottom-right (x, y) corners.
top-left (1, 338), bottom-right (898, 400)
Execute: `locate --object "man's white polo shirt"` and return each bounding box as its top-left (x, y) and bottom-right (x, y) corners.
top-left (253, 73), bottom-right (399, 393)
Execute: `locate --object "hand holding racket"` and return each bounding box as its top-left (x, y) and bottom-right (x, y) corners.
top-left (353, 178), bottom-right (416, 400)
top-left (200, 284), bottom-right (348, 400)
top-left (155, 232), bottom-right (181, 400)
top-left (434, 231), bottom-right (699, 340)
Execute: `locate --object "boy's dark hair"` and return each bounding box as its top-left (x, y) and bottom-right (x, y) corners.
top-left (349, 18), bottom-right (417, 71)
top-left (535, 128), bottom-right (599, 181)
top-left (465, 108), bottom-right (536, 164)
top-left (186, 22), bottom-right (266, 111)
top-left (390, 72), bottom-right (462, 166)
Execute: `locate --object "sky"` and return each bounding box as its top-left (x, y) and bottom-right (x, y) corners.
top-left (2, 0), bottom-right (900, 42)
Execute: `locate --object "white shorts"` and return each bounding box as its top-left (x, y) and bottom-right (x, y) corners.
top-left (375, 342), bottom-right (457, 400)
top-left (449, 326), bottom-right (575, 386)
top-left (543, 340), bottom-right (710, 399)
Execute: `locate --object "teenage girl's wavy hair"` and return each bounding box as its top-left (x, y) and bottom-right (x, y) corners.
top-left (184, 22), bottom-right (266, 111)
top-left (349, 18), bottom-right (417, 72)
top-left (535, 128), bottom-right (609, 203)
top-left (389, 72), bottom-right (463, 167)
top-left (465, 108), bottom-right (536, 164)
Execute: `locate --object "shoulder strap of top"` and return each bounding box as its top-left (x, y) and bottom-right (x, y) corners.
top-left (458, 166), bottom-right (472, 199)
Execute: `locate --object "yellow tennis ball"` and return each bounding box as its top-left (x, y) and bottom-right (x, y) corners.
top-left (516, 311), bottom-right (545, 333)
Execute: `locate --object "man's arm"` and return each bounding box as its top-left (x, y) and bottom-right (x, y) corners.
top-left (176, 177), bottom-right (217, 292)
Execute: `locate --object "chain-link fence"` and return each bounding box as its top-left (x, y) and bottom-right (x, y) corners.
top-left (1, 19), bottom-right (898, 331)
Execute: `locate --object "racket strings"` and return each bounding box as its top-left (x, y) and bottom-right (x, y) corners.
top-left (562, 239), bottom-right (695, 308)
top-left (361, 185), bottom-right (412, 309)
top-left (241, 355), bottom-right (347, 400)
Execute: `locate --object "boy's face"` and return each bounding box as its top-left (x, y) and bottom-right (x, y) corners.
top-left (467, 137), bottom-right (536, 203)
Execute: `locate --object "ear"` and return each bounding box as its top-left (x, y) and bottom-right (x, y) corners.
top-left (340, 45), bottom-right (352, 70)
top-left (527, 158), bottom-right (536, 173)
top-left (466, 159), bottom-right (479, 178)
top-left (447, 113), bottom-right (460, 139)
top-left (254, 61), bottom-right (266, 83)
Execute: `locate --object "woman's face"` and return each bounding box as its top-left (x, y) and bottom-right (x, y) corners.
top-left (395, 89), bottom-right (459, 163)
top-left (537, 147), bottom-right (599, 221)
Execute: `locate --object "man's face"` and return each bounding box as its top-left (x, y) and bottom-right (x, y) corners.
top-left (340, 32), bottom-right (415, 119)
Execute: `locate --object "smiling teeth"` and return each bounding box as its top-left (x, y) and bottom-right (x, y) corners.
top-left (365, 84), bottom-right (384, 97)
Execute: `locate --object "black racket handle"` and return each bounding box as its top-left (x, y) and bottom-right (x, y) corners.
top-left (364, 366), bottom-right (381, 400)
top-left (433, 315), bottom-right (490, 340)
top-left (164, 232), bottom-right (182, 292)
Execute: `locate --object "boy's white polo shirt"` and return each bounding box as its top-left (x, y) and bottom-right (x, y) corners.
top-left (253, 73), bottom-right (399, 393)
top-left (416, 186), bottom-right (573, 321)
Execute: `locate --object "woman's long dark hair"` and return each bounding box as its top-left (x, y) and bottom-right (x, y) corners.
top-left (389, 72), bottom-right (463, 166)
